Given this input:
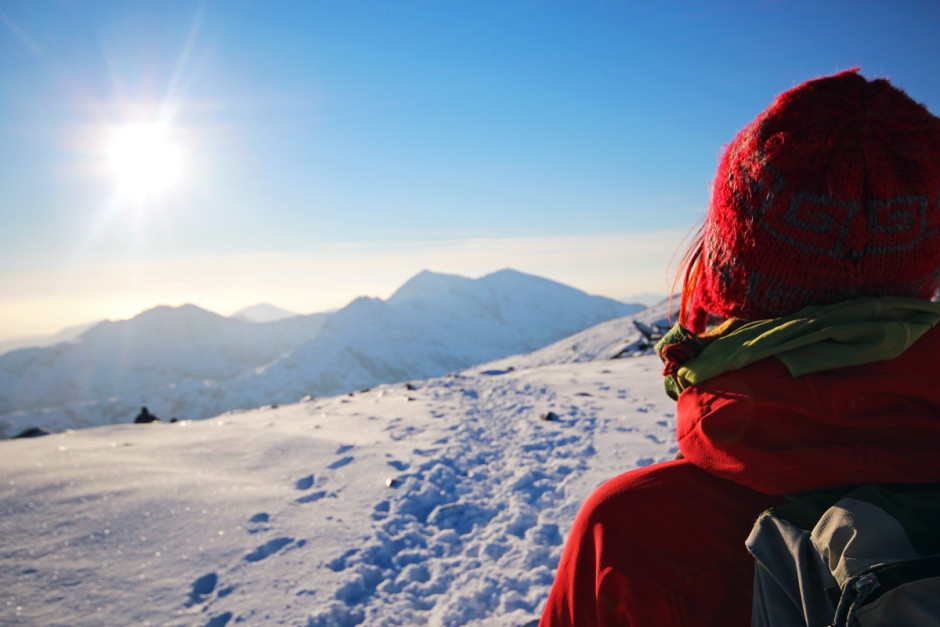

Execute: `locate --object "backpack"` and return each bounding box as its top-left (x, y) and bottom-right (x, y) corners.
top-left (746, 483), bottom-right (940, 627)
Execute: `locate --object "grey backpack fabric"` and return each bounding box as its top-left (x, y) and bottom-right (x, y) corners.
top-left (747, 483), bottom-right (940, 627)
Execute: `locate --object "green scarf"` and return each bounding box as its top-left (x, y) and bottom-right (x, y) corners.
top-left (657, 297), bottom-right (940, 400)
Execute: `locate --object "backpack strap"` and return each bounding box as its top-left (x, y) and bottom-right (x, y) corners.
top-left (830, 556), bottom-right (940, 627)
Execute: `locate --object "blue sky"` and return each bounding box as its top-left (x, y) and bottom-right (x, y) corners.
top-left (1, 1), bottom-right (939, 339)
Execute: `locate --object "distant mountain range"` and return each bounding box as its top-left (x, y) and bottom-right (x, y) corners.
top-left (0, 269), bottom-right (643, 437)
top-left (0, 321), bottom-right (100, 355)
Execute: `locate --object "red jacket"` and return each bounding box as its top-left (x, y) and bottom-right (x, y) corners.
top-left (541, 325), bottom-right (940, 627)
top-left (677, 324), bottom-right (940, 495)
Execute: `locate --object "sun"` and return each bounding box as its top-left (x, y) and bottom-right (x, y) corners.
top-left (108, 124), bottom-right (182, 196)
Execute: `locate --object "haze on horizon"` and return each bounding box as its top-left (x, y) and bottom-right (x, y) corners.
top-left (1, 1), bottom-right (938, 342)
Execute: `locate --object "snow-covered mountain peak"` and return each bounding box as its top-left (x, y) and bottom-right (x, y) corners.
top-left (386, 270), bottom-right (473, 305)
top-left (388, 269), bottom-right (624, 315)
top-left (79, 303), bottom-right (235, 346)
top-left (477, 268), bottom-right (575, 293)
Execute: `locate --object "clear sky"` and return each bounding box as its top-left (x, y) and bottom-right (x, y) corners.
top-left (1, 1), bottom-right (939, 340)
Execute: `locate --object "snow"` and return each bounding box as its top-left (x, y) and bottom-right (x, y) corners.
top-left (0, 302), bottom-right (677, 626)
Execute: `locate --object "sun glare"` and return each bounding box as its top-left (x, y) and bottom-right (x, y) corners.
top-left (108, 124), bottom-right (182, 196)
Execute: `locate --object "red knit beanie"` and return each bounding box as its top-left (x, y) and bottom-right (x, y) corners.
top-left (687, 69), bottom-right (940, 332)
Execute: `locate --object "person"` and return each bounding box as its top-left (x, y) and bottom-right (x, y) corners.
top-left (539, 69), bottom-right (940, 626)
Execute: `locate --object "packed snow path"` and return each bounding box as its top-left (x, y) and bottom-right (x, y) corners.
top-left (1, 356), bottom-right (676, 626)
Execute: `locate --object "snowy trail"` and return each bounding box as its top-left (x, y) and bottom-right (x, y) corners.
top-left (316, 368), bottom-right (596, 626)
top-left (1, 355), bottom-right (676, 626)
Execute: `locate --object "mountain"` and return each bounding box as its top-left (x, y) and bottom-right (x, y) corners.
top-left (231, 303), bottom-right (299, 323)
top-left (218, 269), bottom-right (643, 405)
top-left (0, 270), bottom-right (641, 437)
top-left (0, 303), bottom-right (302, 357)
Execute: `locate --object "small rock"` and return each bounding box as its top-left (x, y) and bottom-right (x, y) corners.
top-left (13, 426), bottom-right (53, 438)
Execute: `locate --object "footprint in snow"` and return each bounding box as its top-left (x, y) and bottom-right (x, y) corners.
top-left (247, 512), bottom-right (270, 533)
top-left (529, 523), bottom-right (563, 546)
top-left (295, 475), bottom-right (315, 490)
top-left (326, 548), bottom-right (359, 572)
top-left (204, 612), bottom-right (233, 627)
top-left (328, 456), bottom-right (354, 470)
top-left (372, 500), bottom-right (390, 521)
top-left (244, 537), bottom-right (293, 563)
top-left (187, 572), bottom-right (217, 606)
top-left (388, 425), bottom-right (419, 440)
top-left (295, 490), bottom-right (329, 504)
top-left (336, 444), bottom-right (354, 454)
top-left (387, 460), bottom-right (409, 471)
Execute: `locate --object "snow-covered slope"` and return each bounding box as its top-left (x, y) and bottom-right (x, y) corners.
top-left (487, 296), bottom-right (678, 369)
top-left (0, 317), bottom-right (676, 626)
top-left (0, 270), bottom-right (641, 438)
